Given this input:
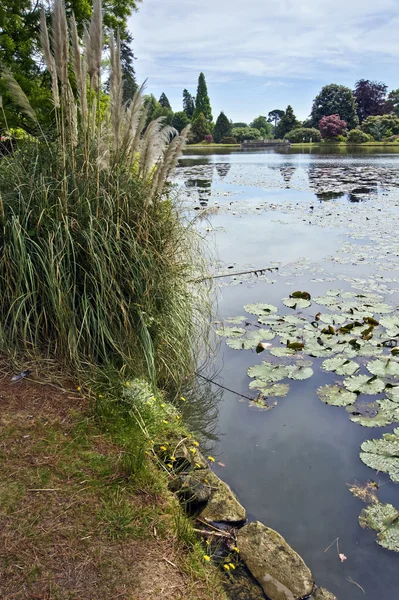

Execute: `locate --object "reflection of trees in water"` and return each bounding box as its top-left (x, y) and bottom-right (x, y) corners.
top-left (279, 165), bottom-right (296, 186)
top-left (308, 165), bottom-right (379, 202)
top-left (215, 162), bottom-right (231, 179)
top-left (184, 164), bottom-right (214, 205)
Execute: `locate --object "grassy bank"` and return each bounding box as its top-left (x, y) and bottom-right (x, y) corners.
top-left (0, 371), bottom-right (227, 599)
top-left (290, 141), bottom-right (399, 148)
top-left (186, 143), bottom-right (240, 149)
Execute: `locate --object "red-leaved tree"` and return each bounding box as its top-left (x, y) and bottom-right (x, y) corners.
top-left (204, 134), bottom-right (213, 143)
top-left (319, 114), bottom-right (347, 140)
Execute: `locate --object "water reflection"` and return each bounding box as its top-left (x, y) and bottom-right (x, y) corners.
top-left (215, 162), bottom-right (231, 179)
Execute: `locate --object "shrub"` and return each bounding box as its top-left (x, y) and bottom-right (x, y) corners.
top-left (319, 114), bottom-right (347, 140)
top-left (347, 129), bottom-right (369, 144)
top-left (0, 0), bottom-right (205, 389)
top-left (362, 114), bottom-right (399, 137)
top-left (204, 134), bottom-right (213, 144)
top-left (335, 135), bottom-right (347, 142)
top-left (284, 127), bottom-right (321, 143)
top-left (221, 136), bottom-right (237, 144)
top-left (231, 127), bottom-right (261, 142)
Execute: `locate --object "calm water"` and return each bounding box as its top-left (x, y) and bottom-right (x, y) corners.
top-left (177, 148), bottom-right (399, 600)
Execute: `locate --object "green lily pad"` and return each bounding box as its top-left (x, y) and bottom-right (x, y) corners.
top-left (343, 374), bottom-right (385, 395)
top-left (319, 313), bottom-right (347, 325)
top-left (386, 387), bottom-right (399, 403)
top-left (283, 298), bottom-right (311, 309)
top-left (244, 303), bottom-right (278, 316)
top-left (367, 359), bottom-right (399, 378)
top-left (360, 431), bottom-right (399, 483)
top-left (215, 326), bottom-right (245, 338)
top-left (269, 347), bottom-right (297, 357)
top-left (287, 364), bottom-right (314, 380)
top-left (317, 384), bottom-right (357, 406)
top-left (352, 400), bottom-right (399, 427)
top-left (247, 362), bottom-right (290, 384)
top-left (226, 329), bottom-right (275, 350)
top-left (359, 503), bottom-right (399, 552)
top-left (322, 357), bottom-right (359, 376)
top-left (248, 381), bottom-right (290, 397)
top-left (225, 316), bottom-right (247, 324)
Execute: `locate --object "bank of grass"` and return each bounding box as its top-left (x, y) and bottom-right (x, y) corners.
top-left (186, 143), bottom-right (240, 148)
top-left (0, 371), bottom-right (227, 599)
top-left (290, 141), bottom-right (399, 148)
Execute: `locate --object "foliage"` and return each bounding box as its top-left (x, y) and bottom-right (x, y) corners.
top-left (144, 95), bottom-right (173, 126)
top-left (354, 79), bottom-right (388, 123)
top-left (361, 114), bottom-right (399, 139)
top-left (120, 33), bottom-right (138, 103)
top-left (182, 88), bottom-right (195, 119)
top-left (172, 111), bottom-right (190, 133)
top-left (250, 116), bottom-right (273, 137)
top-left (275, 105), bottom-right (299, 138)
top-left (193, 72), bottom-right (212, 123)
top-left (213, 111), bottom-right (231, 143)
top-left (360, 429), bottom-right (399, 483)
top-left (359, 503), bottom-right (399, 552)
top-left (267, 109), bottom-right (285, 134)
top-left (232, 122), bottom-right (247, 128)
top-left (231, 126), bottom-right (261, 142)
top-left (319, 114), bottom-right (347, 140)
top-left (347, 128), bottom-right (369, 144)
top-left (387, 89), bottom-right (399, 117)
top-left (159, 92), bottom-right (171, 109)
top-left (204, 134), bottom-right (213, 144)
top-left (0, 0), bottom-right (204, 390)
top-left (310, 84), bottom-right (359, 130)
top-left (190, 112), bottom-right (210, 143)
top-left (221, 136), bottom-right (237, 144)
top-left (284, 127), bottom-right (321, 143)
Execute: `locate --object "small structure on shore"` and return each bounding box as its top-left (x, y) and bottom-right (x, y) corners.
top-left (241, 139), bottom-right (291, 148)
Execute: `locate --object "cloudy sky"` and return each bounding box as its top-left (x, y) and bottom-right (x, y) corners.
top-left (128, 0), bottom-right (399, 123)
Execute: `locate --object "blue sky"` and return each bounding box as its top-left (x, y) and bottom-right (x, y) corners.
top-left (128, 0), bottom-right (399, 123)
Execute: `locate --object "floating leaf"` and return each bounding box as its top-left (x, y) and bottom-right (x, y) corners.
top-left (288, 364), bottom-right (314, 380)
top-left (343, 374), bottom-right (385, 395)
top-left (367, 359), bottom-right (399, 378)
top-left (269, 347), bottom-right (296, 357)
top-left (216, 327), bottom-right (245, 338)
top-left (322, 357), bottom-right (359, 376)
top-left (249, 381), bottom-right (290, 397)
top-left (226, 329), bottom-right (275, 350)
top-left (244, 303), bottom-right (278, 316)
top-left (225, 316), bottom-right (247, 324)
top-left (283, 297), bottom-right (311, 309)
top-left (317, 384), bottom-right (357, 407)
top-left (386, 387), bottom-right (399, 403)
top-left (348, 481), bottom-right (379, 504)
top-left (360, 430), bottom-right (399, 481)
top-left (247, 362), bottom-right (290, 384)
top-left (351, 399), bottom-right (399, 427)
top-left (359, 503), bottom-right (399, 552)
top-left (290, 291), bottom-right (311, 300)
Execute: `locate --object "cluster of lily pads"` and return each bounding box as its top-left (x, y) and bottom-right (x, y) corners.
top-left (216, 288), bottom-right (399, 550)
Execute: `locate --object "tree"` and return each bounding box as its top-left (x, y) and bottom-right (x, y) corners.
top-left (310, 84), bottom-right (358, 130)
top-left (182, 89), bottom-right (195, 119)
top-left (250, 116), bottom-right (273, 137)
top-left (230, 127), bottom-right (261, 142)
top-left (275, 106), bottom-right (299, 138)
top-left (387, 89), bottom-right (399, 117)
top-left (354, 79), bottom-right (388, 123)
top-left (172, 111), bottom-right (189, 133)
top-left (232, 122), bottom-right (247, 128)
top-left (190, 112), bottom-right (210, 143)
top-left (319, 114), bottom-right (347, 139)
top-left (159, 92), bottom-right (171, 109)
top-left (267, 109), bottom-right (285, 134)
top-left (193, 73), bottom-right (212, 123)
top-left (120, 33), bottom-right (137, 103)
top-left (284, 128), bottom-right (321, 143)
top-left (361, 114), bottom-right (399, 137)
top-left (213, 112), bottom-right (232, 143)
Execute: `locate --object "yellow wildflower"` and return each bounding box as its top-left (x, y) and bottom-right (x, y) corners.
top-left (229, 563), bottom-right (235, 570)
top-left (223, 564), bottom-right (230, 571)
top-left (208, 456), bottom-right (215, 462)
top-left (195, 463), bottom-right (201, 468)
top-left (193, 441), bottom-right (199, 447)
top-left (98, 394), bottom-right (103, 398)
top-left (151, 396), bottom-right (156, 401)
top-left (163, 420), bottom-right (168, 424)
top-left (176, 415), bottom-right (181, 420)
top-left (166, 464), bottom-right (172, 469)
top-left (233, 547), bottom-right (239, 553)
top-left (125, 381), bottom-right (130, 387)
top-left (190, 448), bottom-right (196, 454)
top-left (160, 445), bottom-right (167, 451)
top-left (203, 555), bottom-right (211, 562)
top-left (180, 396), bottom-right (186, 402)
top-left (76, 386), bottom-right (81, 391)
top-left (160, 403), bottom-right (165, 408)
top-left (170, 456), bottom-right (176, 462)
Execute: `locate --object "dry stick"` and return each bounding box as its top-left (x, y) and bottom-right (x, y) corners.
top-left (196, 372), bottom-right (253, 401)
top-left (27, 488), bottom-right (61, 492)
top-left (192, 266), bottom-right (279, 283)
top-left (196, 517), bottom-right (232, 536)
top-left (163, 557), bottom-right (178, 569)
top-left (323, 537), bottom-right (339, 554)
top-left (194, 528), bottom-right (231, 539)
top-left (347, 577), bottom-right (365, 594)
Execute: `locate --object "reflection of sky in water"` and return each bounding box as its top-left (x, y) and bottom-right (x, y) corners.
top-left (182, 149), bottom-right (399, 600)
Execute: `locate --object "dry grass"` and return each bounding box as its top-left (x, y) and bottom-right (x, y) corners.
top-left (0, 374), bottom-right (225, 600)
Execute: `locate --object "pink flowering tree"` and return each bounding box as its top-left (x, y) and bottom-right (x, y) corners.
top-left (319, 114), bottom-right (347, 140)
top-left (204, 134), bottom-right (213, 144)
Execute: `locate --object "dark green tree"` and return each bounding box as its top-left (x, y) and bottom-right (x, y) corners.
top-left (159, 92), bottom-right (171, 109)
top-left (172, 111), bottom-right (189, 133)
top-left (182, 89), bottom-right (195, 118)
top-left (275, 106), bottom-right (299, 138)
top-left (193, 73), bottom-right (212, 123)
top-left (267, 109), bottom-right (285, 135)
top-left (120, 33), bottom-right (137, 103)
top-left (387, 89), bottom-right (399, 117)
top-left (213, 111), bottom-right (231, 143)
top-left (190, 112), bottom-right (210, 143)
top-left (250, 115), bottom-right (273, 137)
top-left (310, 84), bottom-right (359, 130)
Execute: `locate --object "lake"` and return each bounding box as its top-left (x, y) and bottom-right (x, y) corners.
top-left (176, 147), bottom-right (399, 600)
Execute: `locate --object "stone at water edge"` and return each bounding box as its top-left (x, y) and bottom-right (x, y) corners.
top-left (313, 588), bottom-right (337, 600)
top-left (197, 470), bottom-right (246, 524)
top-left (236, 521), bottom-right (314, 600)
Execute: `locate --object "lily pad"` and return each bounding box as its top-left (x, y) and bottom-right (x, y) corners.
top-left (287, 364), bottom-right (314, 380)
top-left (319, 313), bottom-right (347, 326)
top-left (386, 387), bottom-right (399, 402)
top-left (322, 357), bottom-right (359, 376)
top-left (283, 298), bottom-right (311, 309)
top-left (244, 303), bottom-right (278, 316)
top-left (249, 381), bottom-right (290, 397)
top-left (226, 329), bottom-right (275, 350)
top-left (360, 430), bottom-right (399, 484)
top-left (225, 316), bottom-right (247, 324)
top-left (247, 362), bottom-right (290, 384)
top-left (343, 374), bottom-right (385, 395)
top-left (317, 384), bottom-right (357, 407)
top-left (359, 503), bottom-right (399, 552)
top-left (367, 359), bottom-right (399, 378)
top-left (269, 347), bottom-right (297, 357)
top-left (351, 399), bottom-right (399, 427)
top-left (215, 326), bottom-right (245, 338)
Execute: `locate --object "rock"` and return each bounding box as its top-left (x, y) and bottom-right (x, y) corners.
top-left (313, 588), bottom-right (337, 600)
top-left (197, 470), bottom-right (246, 524)
top-left (237, 521), bottom-right (314, 600)
top-left (174, 442), bottom-right (208, 470)
top-left (169, 474), bottom-right (212, 507)
top-left (222, 565), bottom-right (266, 600)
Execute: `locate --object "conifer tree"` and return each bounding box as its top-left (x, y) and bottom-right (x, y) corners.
top-left (275, 105), bottom-right (299, 138)
top-left (191, 112), bottom-right (210, 143)
top-left (193, 73), bottom-right (212, 123)
top-left (183, 89), bottom-right (195, 118)
top-left (159, 92), bottom-right (171, 109)
top-left (213, 111), bottom-right (231, 143)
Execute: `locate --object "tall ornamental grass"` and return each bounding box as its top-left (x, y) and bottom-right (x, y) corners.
top-left (0, 0), bottom-right (205, 388)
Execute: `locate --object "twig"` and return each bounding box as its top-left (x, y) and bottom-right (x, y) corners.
top-left (163, 557), bottom-right (178, 568)
top-left (194, 528), bottom-right (231, 538)
top-left (323, 537), bottom-right (339, 554)
top-left (196, 372), bottom-right (253, 401)
top-left (191, 266), bottom-right (279, 283)
top-left (196, 517), bottom-right (232, 535)
top-left (27, 488), bottom-right (61, 492)
top-left (347, 577), bottom-right (365, 594)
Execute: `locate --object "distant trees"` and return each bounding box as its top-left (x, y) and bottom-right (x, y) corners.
top-left (159, 92), bottom-right (171, 109)
top-left (275, 106), bottom-right (299, 138)
top-left (284, 128), bottom-right (321, 143)
top-left (319, 114), bottom-right (347, 140)
top-left (310, 84), bottom-right (358, 130)
top-left (213, 112), bottom-right (232, 143)
top-left (250, 116), bottom-right (273, 138)
top-left (387, 89), bottom-right (399, 117)
top-left (361, 114), bottom-right (399, 138)
top-left (231, 127), bottom-right (261, 142)
top-left (183, 89), bottom-right (195, 118)
top-left (354, 79), bottom-right (388, 123)
top-left (347, 129), bottom-right (369, 144)
top-left (191, 112), bottom-right (210, 143)
top-left (267, 109), bottom-right (285, 134)
top-left (172, 111), bottom-right (190, 133)
top-left (193, 73), bottom-right (212, 123)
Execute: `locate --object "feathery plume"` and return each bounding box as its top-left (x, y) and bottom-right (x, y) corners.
top-left (51, 0), bottom-right (69, 88)
top-left (1, 69), bottom-right (39, 125)
top-left (70, 13), bottom-right (87, 130)
top-left (40, 8), bottom-right (60, 108)
top-left (85, 0), bottom-right (103, 92)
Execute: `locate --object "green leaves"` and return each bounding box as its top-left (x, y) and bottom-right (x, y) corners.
top-left (226, 329), bottom-right (275, 350)
top-left (244, 303), bottom-right (278, 316)
top-left (317, 384), bottom-right (357, 407)
top-left (359, 503), bottom-right (399, 552)
top-left (283, 297), bottom-right (311, 309)
top-left (360, 429), bottom-right (399, 481)
top-left (322, 356), bottom-right (359, 376)
top-left (343, 374), bottom-right (385, 395)
top-left (367, 359), bottom-right (399, 378)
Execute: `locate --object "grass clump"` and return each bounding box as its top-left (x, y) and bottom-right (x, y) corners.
top-left (0, 0), bottom-right (207, 390)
